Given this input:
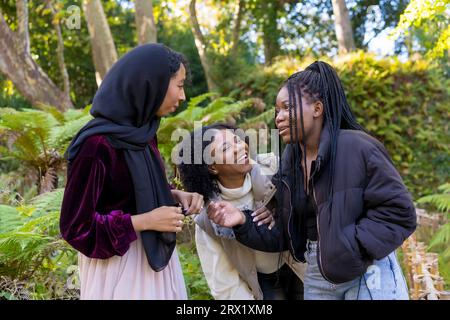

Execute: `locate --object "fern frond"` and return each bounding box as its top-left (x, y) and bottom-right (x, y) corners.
top-left (418, 194), bottom-right (450, 213)
top-left (187, 93), bottom-right (217, 109)
top-left (0, 205), bottom-right (23, 233)
top-left (241, 109), bottom-right (274, 129)
top-left (63, 105), bottom-right (91, 122)
top-left (428, 222), bottom-right (450, 250)
top-left (47, 114), bottom-right (92, 152)
top-left (29, 189), bottom-right (64, 217)
top-left (36, 105), bottom-right (66, 124)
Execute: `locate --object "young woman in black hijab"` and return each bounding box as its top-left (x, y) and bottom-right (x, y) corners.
top-left (60, 44), bottom-right (204, 299)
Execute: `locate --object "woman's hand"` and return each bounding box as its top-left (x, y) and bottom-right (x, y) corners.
top-left (252, 206), bottom-right (276, 230)
top-left (131, 206), bottom-right (185, 233)
top-left (171, 189), bottom-right (204, 215)
top-left (207, 201), bottom-right (246, 228)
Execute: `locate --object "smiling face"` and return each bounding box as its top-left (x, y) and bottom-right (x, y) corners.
top-left (275, 85), bottom-right (324, 144)
top-left (156, 63), bottom-right (186, 117)
top-left (208, 129), bottom-right (252, 180)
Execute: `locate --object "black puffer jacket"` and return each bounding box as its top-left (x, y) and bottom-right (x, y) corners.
top-left (234, 126), bottom-right (417, 284)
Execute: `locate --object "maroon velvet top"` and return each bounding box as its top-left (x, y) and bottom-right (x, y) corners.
top-left (60, 134), bottom-right (168, 259)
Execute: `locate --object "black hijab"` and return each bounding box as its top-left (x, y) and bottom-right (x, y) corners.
top-left (66, 43), bottom-right (178, 271)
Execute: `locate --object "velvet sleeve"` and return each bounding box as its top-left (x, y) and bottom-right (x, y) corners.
top-left (60, 155), bottom-right (137, 259)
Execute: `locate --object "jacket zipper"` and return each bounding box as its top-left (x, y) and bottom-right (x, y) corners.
top-left (310, 159), bottom-right (336, 284)
top-left (281, 179), bottom-right (298, 259)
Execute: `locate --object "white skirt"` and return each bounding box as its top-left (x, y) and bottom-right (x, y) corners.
top-left (78, 235), bottom-right (187, 300)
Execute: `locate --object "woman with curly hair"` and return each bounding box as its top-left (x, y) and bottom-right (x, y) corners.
top-left (177, 124), bottom-right (305, 300)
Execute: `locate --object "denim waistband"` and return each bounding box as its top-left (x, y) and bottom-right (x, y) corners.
top-left (306, 239), bottom-right (318, 251)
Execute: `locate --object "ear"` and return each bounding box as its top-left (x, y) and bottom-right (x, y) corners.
top-left (208, 165), bottom-right (218, 175)
top-left (313, 101), bottom-right (324, 118)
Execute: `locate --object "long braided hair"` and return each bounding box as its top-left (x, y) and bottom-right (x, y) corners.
top-left (278, 61), bottom-right (366, 214)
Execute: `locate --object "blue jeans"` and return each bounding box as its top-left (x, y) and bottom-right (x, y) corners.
top-left (303, 240), bottom-right (409, 300)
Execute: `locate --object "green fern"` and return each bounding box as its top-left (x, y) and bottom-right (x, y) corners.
top-left (0, 107), bottom-right (91, 195)
top-left (0, 205), bottom-right (22, 233)
top-left (417, 183), bottom-right (450, 213)
top-left (29, 188), bottom-right (65, 216)
top-left (47, 114), bottom-right (92, 154)
top-left (0, 189), bottom-right (75, 285)
top-left (417, 183), bottom-right (450, 262)
top-left (241, 109), bottom-right (274, 129)
top-left (428, 223), bottom-right (450, 258)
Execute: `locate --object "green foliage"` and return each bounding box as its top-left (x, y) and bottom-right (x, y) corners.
top-left (178, 243), bottom-right (212, 300)
top-left (0, 77), bottom-right (31, 110)
top-left (417, 183), bottom-right (450, 213)
top-left (0, 205), bottom-right (22, 233)
top-left (418, 184), bottom-right (450, 260)
top-left (156, 18), bottom-right (208, 98)
top-left (0, 105), bottom-right (91, 195)
top-left (417, 183), bottom-right (450, 289)
top-left (391, 0), bottom-right (450, 58)
top-left (0, 189), bottom-right (78, 299)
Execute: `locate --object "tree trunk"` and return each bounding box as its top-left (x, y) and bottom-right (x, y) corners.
top-left (261, 0), bottom-right (280, 65)
top-left (134, 0), bottom-right (157, 44)
top-left (82, 0), bottom-right (118, 85)
top-left (331, 0), bottom-right (356, 54)
top-left (231, 0), bottom-right (245, 57)
top-left (16, 0), bottom-right (30, 55)
top-left (47, 0), bottom-right (71, 100)
top-left (189, 0), bottom-right (218, 92)
top-left (0, 11), bottom-right (72, 111)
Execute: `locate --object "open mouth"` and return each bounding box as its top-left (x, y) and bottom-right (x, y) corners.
top-left (237, 152), bottom-right (249, 163)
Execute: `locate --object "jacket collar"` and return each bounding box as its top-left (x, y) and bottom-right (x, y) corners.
top-left (280, 122), bottom-right (333, 176)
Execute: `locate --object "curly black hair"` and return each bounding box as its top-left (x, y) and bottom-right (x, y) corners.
top-left (164, 45), bottom-right (192, 85)
top-left (177, 123), bottom-right (235, 202)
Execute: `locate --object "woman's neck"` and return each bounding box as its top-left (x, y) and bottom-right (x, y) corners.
top-left (217, 174), bottom-right (246, 189)
top-left (300, 128), bottom-right (321, 160)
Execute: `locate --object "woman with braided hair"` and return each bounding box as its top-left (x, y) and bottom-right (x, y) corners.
top-left (207, 61), bottom-right (416, 300)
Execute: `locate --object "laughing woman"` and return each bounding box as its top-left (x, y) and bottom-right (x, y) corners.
top-left (177, 124), bottom-right (305, 300)
top-left (208, 61), bottom-right (416, 300)
top-left (60, 44), bottom-right (204, 300)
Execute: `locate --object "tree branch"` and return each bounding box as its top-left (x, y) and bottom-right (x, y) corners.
top-left (189, 0), bottom-right (206, 48)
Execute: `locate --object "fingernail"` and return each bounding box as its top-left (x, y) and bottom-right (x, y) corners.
top-left (253, 217), bottom-right (257, 222)
top-left (251, 212), bottom-right (255, 217)
top-left (258, 222), bottom-right (262, 226)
